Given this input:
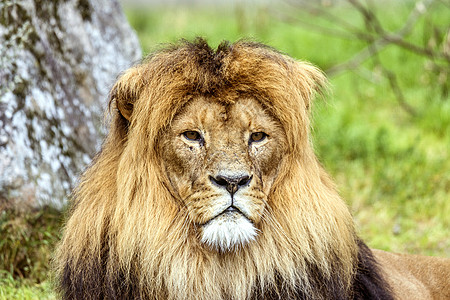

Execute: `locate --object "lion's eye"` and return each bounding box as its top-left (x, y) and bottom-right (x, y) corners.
top-left (183, 131), bottom-right (202, 141)
top-left (250, 132), bottom-right (267, 143)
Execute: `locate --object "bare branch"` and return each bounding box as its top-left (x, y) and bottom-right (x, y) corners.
top-left (368, 42), bottom-right (417, 116)
top-left (281, 0), bottom-right (448, 115)
top-left (272, 10), bottom-right (356, 40)
top-left (285, 0), bottom-right (364, 34)
top-left (326, 0), bottom-right (440, 76)
top-left (382, 34), bottom-right (450, 62)
top-left (277, 1), bottom-right (378, 41)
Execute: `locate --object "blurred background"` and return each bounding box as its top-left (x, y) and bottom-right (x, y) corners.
top-left (0, 0), bottom-right (448, 298)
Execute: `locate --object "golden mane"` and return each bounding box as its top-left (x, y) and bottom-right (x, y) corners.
top-left (56, 39), bottom-right (388, 300)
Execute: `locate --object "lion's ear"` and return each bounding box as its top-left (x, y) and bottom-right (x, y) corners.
top-left (109, 66), bottom-right (145, 121)
top-left (116, 95), bottom-right (134, 121)
top-left (292, 61), bottom-right (327, 110)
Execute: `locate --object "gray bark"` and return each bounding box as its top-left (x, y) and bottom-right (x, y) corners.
top-left (0, 0), bottom-right (141, 210)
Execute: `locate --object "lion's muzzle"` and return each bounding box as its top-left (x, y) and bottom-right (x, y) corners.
top-left (209, 174), bottom-right (252, 195)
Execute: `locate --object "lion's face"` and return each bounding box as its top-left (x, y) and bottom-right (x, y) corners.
top-left (160, 96), bottom-right (287, 251)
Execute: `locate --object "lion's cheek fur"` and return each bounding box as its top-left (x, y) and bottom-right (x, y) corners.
top-left (273, 158), bottom-right (358, 275)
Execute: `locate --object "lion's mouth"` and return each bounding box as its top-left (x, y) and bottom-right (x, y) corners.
top-left (203, 205), bottom-right (251, 226)
top-left (224, 206), bottom-right (241, 214)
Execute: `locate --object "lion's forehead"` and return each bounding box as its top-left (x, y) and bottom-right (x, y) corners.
top-left (171, 97), bottom-right (278, 135)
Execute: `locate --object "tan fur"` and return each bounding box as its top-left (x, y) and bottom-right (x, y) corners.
top-left (373, 250), bottom-right (450, 300)
top-left (55, 39), bottom-right (449, 300)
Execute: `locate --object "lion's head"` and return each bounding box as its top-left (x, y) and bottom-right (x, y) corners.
top-left (56, 39), bottom-right (361, 300)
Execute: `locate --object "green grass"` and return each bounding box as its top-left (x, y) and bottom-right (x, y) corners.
top-left (3, 1), bottom-right (449, 297)
top-left (0, 272), bottom-right (55, 300)
top-left (0, 208), bottom-right (61, 299)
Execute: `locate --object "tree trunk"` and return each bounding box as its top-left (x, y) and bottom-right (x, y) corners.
top-left (0, 0), bottom-right (141, 210)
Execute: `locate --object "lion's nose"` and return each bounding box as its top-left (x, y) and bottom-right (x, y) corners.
top-left (209, 174), bottom-right (252, 194)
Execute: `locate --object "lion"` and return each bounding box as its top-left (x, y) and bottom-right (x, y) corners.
top-left (55, 38), bottom-right (450, 300)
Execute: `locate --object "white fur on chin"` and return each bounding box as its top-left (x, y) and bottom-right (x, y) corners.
top-left (200, 212), bottom-right (258, 251)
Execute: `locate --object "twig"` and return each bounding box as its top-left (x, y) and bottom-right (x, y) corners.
top-left (277, 1), bottom-right (378, 41)
top-left (273, 11), bottom-right (356, 40)
top-left (369, 44), bottom-right (417, 116)
top-left (285, 0), bottom-right (365, 34)
top-left (326, 0), bottom-right (438, 76)
top-left (355, 0), bottom-right (417, 116)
